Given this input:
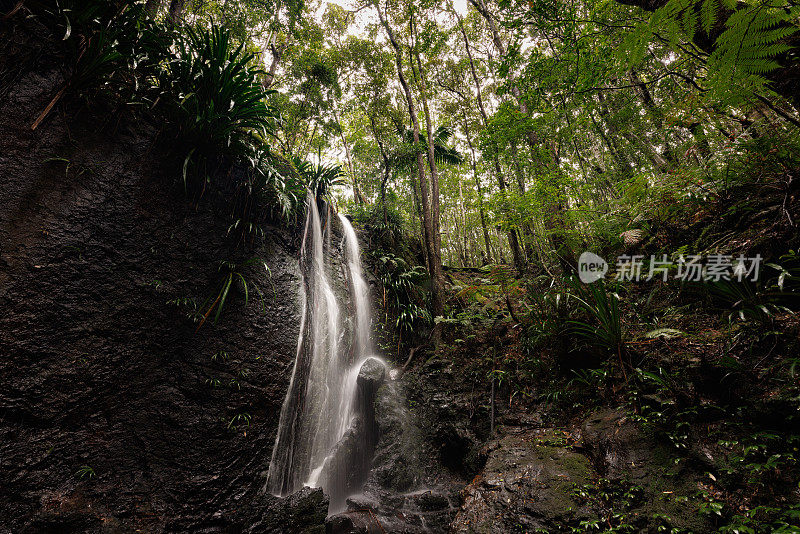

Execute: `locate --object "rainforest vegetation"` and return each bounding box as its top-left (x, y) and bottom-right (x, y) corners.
top-left (2, 0), bottom-right (800, 531)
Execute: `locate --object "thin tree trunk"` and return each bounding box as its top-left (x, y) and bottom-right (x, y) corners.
top-left (509, 143), bottom-right (536, 260)
top-left (410, 13), bottom-right (445, 344)
top-left (629, 69), bottom-right (676, 168)
top-left (332, 104), bottom-right (364, 204)
top-left (365, 110), bottom-right (392, 226)
top-left (466, 0), bottom-right (575, 272)
top-left (167, 0), bottom-right (186, 25)
top-left (595, 92), bottom-right (635, 175)
top-left (375, 1), bottom-right (442, 345)
top-left (462, 112), bottom-right (494, 264)
top-left (458, 181), bottom-right (470, 267)
top-left (145, 0), bottom-right (162, 16)
top-left (454, 8), bottom-right (525, 271)
top-left (262, 42), bottom-right (285, 89)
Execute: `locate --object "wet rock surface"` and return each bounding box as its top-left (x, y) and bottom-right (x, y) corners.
top-left (579, 408), bottom-right (711, 533)
top-left (450, 411), bottom-right (712, 533)
top-left (323, 358), bottom-right (388, 512)
top-left (452, 428), bottom-right (594, 533)
top-left (247, 487), bottom-right (329, 534)
top-left (404, 357), bottom-right (489, 479)
top-left (336, 377), bottom-right (460, 533)
top-left (1, 15), bottom-right (302, 533)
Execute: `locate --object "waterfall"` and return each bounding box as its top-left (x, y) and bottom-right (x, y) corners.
top-left (266, 193), bottom-right (385, 513)
top-left (339, 213), bottom-right (372, 359)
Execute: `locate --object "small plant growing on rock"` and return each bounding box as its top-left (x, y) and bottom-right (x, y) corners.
top-left (228, 412), bottom-right (252, 432)
top-left (75, 465), bottom-right (95, 479)
top-left (196, 258), bottom-right (269, 331)
top-left (568, 277), bottom-right (628, 379)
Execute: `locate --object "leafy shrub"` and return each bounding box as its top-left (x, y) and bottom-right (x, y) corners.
top-left (708, 279), bottom-right (781, 324)
top-left (157, 24), bottom-right (301, 236)
top-left (568, 277), bottom-right (626, 360)
top-left (373, 253), bottom-right (431, 338)
top-left (350, 197), bottom-right (407, 247)
top-left (195, 257), bottom-right (271, 331)
top-left (32, 0), bottom-right (171, 128)
top-left (708, 252), bottom-right (799, 325)
top-left (159, 25), bottom-right (276, 186)
top-left (291, 157), bottom-right (346, 201)
top-left (720, 502), bottom-right (800, 533)
top-left (628, 367), bottom-right (697, 450)
top-left (523, 277), bottom-right (574, 354)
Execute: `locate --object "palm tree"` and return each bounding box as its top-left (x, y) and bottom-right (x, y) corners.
top-left (387, 125), bottom-right (463, 172)
top-left (291, 157), bottom-right (346, 202)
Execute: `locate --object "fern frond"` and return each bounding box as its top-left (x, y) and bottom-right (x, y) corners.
top-left (683, 6), bottom-right (700, 39)
top-left (701, 0), bottom-right (719, 35)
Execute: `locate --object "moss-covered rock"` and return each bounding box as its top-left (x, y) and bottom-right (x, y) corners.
top-left (580, 407), bottom-right (713, 533)
top-left (451, 429), bottom-right (594, 533)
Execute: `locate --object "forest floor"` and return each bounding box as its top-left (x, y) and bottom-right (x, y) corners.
top-left (391, 259), bottom-right (800, 532)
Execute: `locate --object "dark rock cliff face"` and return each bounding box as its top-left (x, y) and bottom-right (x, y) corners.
top-left (0, 15), bottom-right (304, 533)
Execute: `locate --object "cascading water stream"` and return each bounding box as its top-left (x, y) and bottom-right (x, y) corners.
top-left (339, 213), bottom-right (372, 359)
top-left (266, 193), bottom-right (385, 513)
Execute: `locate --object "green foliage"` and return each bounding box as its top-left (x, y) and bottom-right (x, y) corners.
top-left (708, 252), bottom-right (799, 325)
top-left (228, 411), bottom-right (252, 431)
top-left (623, 0), bottom-right (799, 103)
top-left (720, 503), bottom-right (800, 533)
top-left (160, 25), bottom-right (274, 183)
top-left (388, 126), bottom-right (464, 172)
top-left (708, 279), bottom-right (782, 324)
top-left (196, 257), bottom-right (270, 331)
top-left (523, 278), bottom-right (574, 353)
top-left (37, 0), bottom-right (171, 102)
top-left (291, 157), bottom-right (346, 201)
top-left (569, 478), bottom-right (645, 533)
top-left (75, 465), bottom-right (95, 479)
top-left (166, 295), bottom-right (201, 323)
top-left (569, 365), bottom-right (612, 400)
top-left (719, 432), bottom-right (800, 487)
top-left (33, 3), bottom-right (301, 238)
top-left (373, 253), bottom-right (431, 336)
top-left (568, 277), bottom-right (625, 357)
top-left (156, 24), bottom-right (302, 234)
top-left (349, 199), bottom-right (406, 247)
top-left (629, 367), bottom-right (698, 450)
top-left (707, 4), bottom-right (798, 98)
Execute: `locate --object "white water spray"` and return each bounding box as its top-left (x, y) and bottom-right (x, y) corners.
top-left (266, 193), bottom-right (384, 513)
top-left (339, 213), bottom-right (372, 359)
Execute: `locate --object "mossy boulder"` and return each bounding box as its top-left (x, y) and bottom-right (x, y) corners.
top-left (451, 429), bottom-right (594, 533)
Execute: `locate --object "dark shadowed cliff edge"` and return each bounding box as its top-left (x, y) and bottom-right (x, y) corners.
top-left (0, 13), bottom-right (309, 533)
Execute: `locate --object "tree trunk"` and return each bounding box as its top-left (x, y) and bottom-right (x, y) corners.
top-left (510, 143), bottom-right (536, 260)
top-left (410, 14), bottom-right (445, 344)
top-left (375, 0), bottom-right (443, 345)
top-left (455, 8), bottom-right (526, 271)
top-left (462, 112), bottom-right (494, 264)
top-left (365, 110), bottom-right (392, 227)
top-left (629, 69), bottom-right (676, 168)
top-left (332, 104), bottom-right (364, 204)
top-left (145, 0), bottom-right (162, 16)
top-left (262, 42), bottom-right (286, 89)
top-left (467, 0), bottom-right (576, 272)
top-left (167, 0), bottom-right (185, 25)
